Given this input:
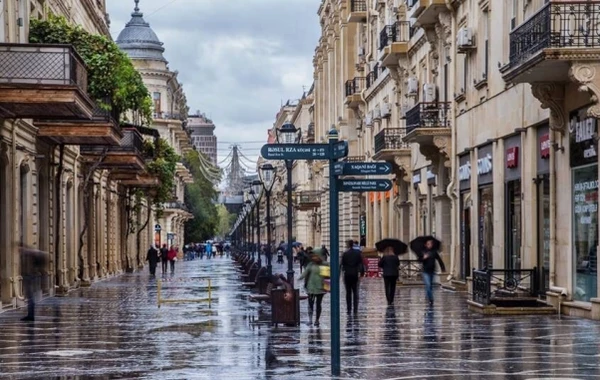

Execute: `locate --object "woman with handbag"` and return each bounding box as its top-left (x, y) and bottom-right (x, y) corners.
top-left (298, 249), bottom-right (329, 327)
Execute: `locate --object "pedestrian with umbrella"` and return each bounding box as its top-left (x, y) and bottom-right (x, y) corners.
top-left (376, 238), bottom-right (408, 306)
top-left (410, 236), bottom-right (446, 306)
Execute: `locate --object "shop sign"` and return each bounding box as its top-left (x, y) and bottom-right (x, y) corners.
top-left (570, 115), bottom-right (598, 167)
top-left (506, 147), bottom-right (519, 168)
top-left (427, 169), bottom-right (436, 185)
top-left (459, 162), bottom-right (471, 181)
top-left (363, 257), bottom-right (382, 277)
top-left (412, 173), bottom-right (421, 184)
top-left (540, 134), bottom-right (550, 159)
top-left (359, 214), bottom-right (366, 237)
top-left (477, 154), bottom-right (493, 175)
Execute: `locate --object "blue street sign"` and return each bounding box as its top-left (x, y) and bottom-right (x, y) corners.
top-left (332, 141), bottom-right (348, 159)
top-left (338, 179), bottom-right (393, 192)
top-left (333, 162), bottom-right (345, 176)
top-left (154, 224), bottom-right (161, 231)
top-left (336, 161), bottom-right (392, 176)
top-left (260, 143), bottom-right (330, 160)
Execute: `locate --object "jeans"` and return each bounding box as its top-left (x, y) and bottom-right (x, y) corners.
top-left (422, 272), bottom-right (434, 302)
top-left (170, 260), bottom-right (175, 273)
top-left (161, 260), bottom-right (168, 274)
top-left (344, 274), bottom-right (359, 313)
top-left (308, 293), bottom-right (325, 321)
top-left (383, 276), bottom-right (398, 305)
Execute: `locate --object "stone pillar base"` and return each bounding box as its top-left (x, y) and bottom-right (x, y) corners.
top-left (590, 298), bottom-right (600, 320)
top-left (55, 285), bottom-right (70, 297)
top-left (80, 279), bottom-right (93, 287)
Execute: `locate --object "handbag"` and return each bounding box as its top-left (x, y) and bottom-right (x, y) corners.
top-left (320, 265), bottom-right (331, 292)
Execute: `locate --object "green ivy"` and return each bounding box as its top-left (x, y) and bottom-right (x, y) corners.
top-left (29, 15), bottom-right (153, 124)
top-left (143, 138), bottom-right (180, 217)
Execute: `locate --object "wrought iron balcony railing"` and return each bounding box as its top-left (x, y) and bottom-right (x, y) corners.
top-left (509, 1), bottom-right (600, 68)
top-left (473, 268), bottom-right (539, 305)
top-left (345, 77), bottom-right (367, 97)
top-left (153, 111), bottom-right (185, 121)
top-left (374, 128), bottom-right (410, 154)
top-left (366, 63), bottom-right (379, 88)
top-left (91, 97), bottom-right (120, 124)
top-left (350, 0), bottom-right (367, 12)
top-left (164, 201), bottom-right (189, 212)
top-left (81, 128), bottom-right (144, 155)
top-left (405, 102), bottom-right (450, 133)
top-left (379, 22), bottom-right (412, 51)
top-left (0, 44), bottom-right (88, 91)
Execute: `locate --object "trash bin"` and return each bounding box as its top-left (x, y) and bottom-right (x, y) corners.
top-left (271, 288), bottom-right (300, 326)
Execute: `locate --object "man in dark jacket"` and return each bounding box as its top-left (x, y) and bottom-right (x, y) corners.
top-left (419, 239), bottom-right (446, 306)
top-left (160, 244), bottom-right (169, 274)
top-left (20, 246), bottom-right (48, 321)
top-left (378, 248), bottom-right (400, 306)
top-left (146, 245), bottom-right (159, 276)
top-left (341, 240), bottom-right (365, 314)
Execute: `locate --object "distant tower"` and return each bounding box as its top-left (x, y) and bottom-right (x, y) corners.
top-left (187, 112), bottom-right (218, 165)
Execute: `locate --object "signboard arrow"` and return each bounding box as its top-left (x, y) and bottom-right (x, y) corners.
top-left (338, 179), bottom-right (393, 192)
top-left (336, 161), bottom-right (392, 176)
top-left (260, 143), bottom-right (330, 160)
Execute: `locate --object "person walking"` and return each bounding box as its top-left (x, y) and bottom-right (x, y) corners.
top-left (146, 245), bottom-right (159, 276)
top-left (378, 247), bottom-right (400, 306)
top-left (418, 238), bottom-right (446, 306)
top-left (160, 244), bottom-right (169, 274)
top-left (298, 251), bottom-right (328, 327)
top-left (205, 241), bottom-right (212, 259)
top-left (341, 239), bottom-right (364, 315)
top-left (20, 246), bottom-right (48, 322)
top-left (167, 246), bottom-right (177, 274)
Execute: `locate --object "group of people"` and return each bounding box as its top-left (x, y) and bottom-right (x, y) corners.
top-left (146, 244), bottom-right (179, 276)
top-left (182, 242), bottom-right (230, 260)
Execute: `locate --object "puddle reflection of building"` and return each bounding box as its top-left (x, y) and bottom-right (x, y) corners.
top-left (422, 307), bottom-right (439, 351)
top-left (383, 305), bottom-right (399, 343)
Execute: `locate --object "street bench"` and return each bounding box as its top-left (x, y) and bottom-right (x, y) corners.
top-left (242, 266), bottom-right (267, 287)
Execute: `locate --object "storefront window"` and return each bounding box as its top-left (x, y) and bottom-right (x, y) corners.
top-left (479, 186), bottom-right (493, 269)
top-left (538, 175), bottom-right (550, 293)
top-left (506, 180), bottom-right (522, 270)
top-left (572, 165), bottom-right (598, 302)
top-left (460, 192), bottom-right (471, 279)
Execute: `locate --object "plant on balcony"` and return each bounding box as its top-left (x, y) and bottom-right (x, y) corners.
top-left (29, 15), bottom-right (153, 124)
top-left (142, 138), bottom-right (180, 217)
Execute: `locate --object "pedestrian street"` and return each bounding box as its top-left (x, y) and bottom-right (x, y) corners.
top-left (0, 257), bottom-right (599, 379)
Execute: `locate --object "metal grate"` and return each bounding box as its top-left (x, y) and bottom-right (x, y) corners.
top-left (379, 22), bottom-right (412, 51)
top-left (344, 77), bottom-right (366, 97)
top-left (406, 102), bottom-right (450, 133)
top-left (350, 0), bottom-right (367, 12)
top-left (0, 44), bottom-right (87, 91)
top-left (509, 1), bottom-right (600, 67)
top-left (374, 128), bottom-right (409, 154)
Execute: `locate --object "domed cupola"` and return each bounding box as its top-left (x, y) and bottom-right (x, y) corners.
top-left (116, 0), bottom-right (167, 63)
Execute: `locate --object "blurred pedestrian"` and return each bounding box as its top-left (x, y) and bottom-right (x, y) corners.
top-left (146, 245), bottom-right (159, 276)
top-left (160, 244), bottom-right (168, 274)
top-left (417, 238), bottom-right (445, 306)
top-left (20, 246), bottom-right (48, 322)
top-left (320, 245), bottom-right (329, 261)
top-left (299, 251), bottom-right (328, 326)
top-left (205, 241), bottom-right (212, 259)
top-left (341, 239), bottom-right (364, 315)
top-left (167, 246), bottom-right (177, 274)
top-left (378, 246), bottom-right (400, 306)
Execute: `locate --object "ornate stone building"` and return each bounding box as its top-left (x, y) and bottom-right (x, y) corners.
top-left (116, 2), bottom-right (194, 249)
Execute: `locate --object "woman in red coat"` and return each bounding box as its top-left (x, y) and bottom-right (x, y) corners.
top-left (167, 246), bottom-right (177, 274)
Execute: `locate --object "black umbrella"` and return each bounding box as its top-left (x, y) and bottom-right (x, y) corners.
top-left (410, 236), bottom-right (442, 256)
top-left (375, 239), bottom-right (408, 255)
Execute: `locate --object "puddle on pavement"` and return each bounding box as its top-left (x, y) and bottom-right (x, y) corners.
top-left (149, 320), bottom-right (219, 337)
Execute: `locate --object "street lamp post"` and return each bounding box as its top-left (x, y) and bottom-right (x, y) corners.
top-left (259, 163), bottom-right (276, 276)
top-left (245, 199), bottom-right (254, 259)
top-left (250, 180), bottom-right (262, 267)
top-left (275, 122), bottom-right (301, 286)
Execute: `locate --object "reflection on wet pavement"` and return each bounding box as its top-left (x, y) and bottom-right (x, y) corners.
top-left (1, 257), bottom-right (599, 379)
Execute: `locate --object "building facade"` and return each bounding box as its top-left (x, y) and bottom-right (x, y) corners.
top-left (188, 113), bottom-right (218, 165)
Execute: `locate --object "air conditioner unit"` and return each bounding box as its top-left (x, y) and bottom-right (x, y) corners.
top-left (423, 83), bottom-right (437, 103)
top-left (381, 102), bottom-right (392, 118)
top-left (365, 111), bottom-right (374, 126)
top-left (457, 27), bottom-right (475, 51)
top-left (407, 77), bottom-right (418, 95)
top-left (358, 46), bottom-right (365, 56)
top-left (373, 107), bottom-right (382, 120)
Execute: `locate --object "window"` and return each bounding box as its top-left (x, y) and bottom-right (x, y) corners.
top-left (510, 0), bottom-right (518, 30)
top-left (153, 92), bottom-right (162, 113)
top-left (482, 9), bottom-right (489, 79)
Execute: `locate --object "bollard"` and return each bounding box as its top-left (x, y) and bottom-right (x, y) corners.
top-left (157, 279), bottom-right (162, 308)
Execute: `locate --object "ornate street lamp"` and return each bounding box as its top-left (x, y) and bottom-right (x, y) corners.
top-left (259, 163), bottom-right (277, 276)
top-left (249, 179), bottom-right (263, 267)
top-left (244, 196), bottom-right (254, 259)
top-left (275, 122), bottom-right (301, 286)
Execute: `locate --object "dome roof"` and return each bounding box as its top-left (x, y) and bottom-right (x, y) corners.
top-left (116, 0), bottom-right (167, 62)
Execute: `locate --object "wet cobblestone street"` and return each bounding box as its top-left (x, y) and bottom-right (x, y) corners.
top-left (1, 257), bottom-right (600, 379)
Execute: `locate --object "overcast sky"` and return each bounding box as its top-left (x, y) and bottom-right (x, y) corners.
top-left (106, 0), bottom-right (321, 168)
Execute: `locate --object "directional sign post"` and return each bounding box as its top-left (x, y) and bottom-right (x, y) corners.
top-left (260, 143), bottom-right (330, 160)
top-left (335, 161), bottom-right (392, 176)
top-left (338, 179), bottom-right (393, 192)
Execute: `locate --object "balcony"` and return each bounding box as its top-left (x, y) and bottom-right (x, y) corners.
top-left (80, 128), bottom-right (146, 172)
top-left (113, 172), bottom-right (160, 188)
top-left (502, 1), bottom-right (600, 83)
top-left (403, 102), bottom-right (451, 162)
top-left (344, 77), bottom-right (366, 109)
top-left (35, 100), bottom-right (122, 146)
top-left (0, 44), bottom-right (94, 119)
top-left (296, 191), bottom-right (321, 211)
top-left (410, 0), bottom-right (449, 27)
top-left (164, 201), bottom-right (190, 212)
top-left (379, 22), bottom-right (412, 67)
top-left (347, 0), bottom-right (367, 23)
top-left (373, 128), bottom-right (410, 162)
